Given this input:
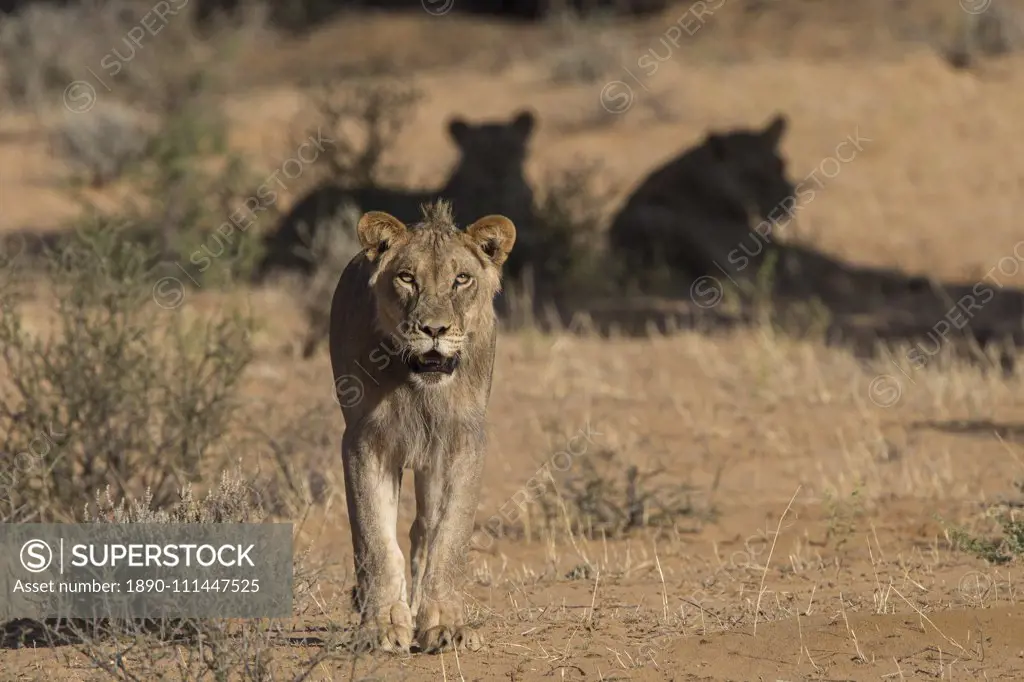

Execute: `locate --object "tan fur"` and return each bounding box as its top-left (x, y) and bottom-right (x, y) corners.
top-left (329, 200), bottom-right (514, 654)
top-left (608, 113), bottom-right (795, 288)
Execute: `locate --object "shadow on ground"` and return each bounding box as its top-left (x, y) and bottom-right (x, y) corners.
top-left (555, 243), bottom-right (1024, 369)
top-left (910, 419), bottom-right (1024, 441)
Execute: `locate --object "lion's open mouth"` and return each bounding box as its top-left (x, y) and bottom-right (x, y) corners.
top-left (407, 350), bottom-right (460, 375)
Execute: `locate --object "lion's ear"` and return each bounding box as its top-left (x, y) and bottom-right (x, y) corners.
top-left (357, 211), bottom-right (407, 261)
top-left (448, 117), bottom-right (469, 145)
top-left (466, 215), bottom-right (516, 267)
top-left (512, 109), bottom-right (535, 138)
top-left (762, 113), bottom-right (788, 148)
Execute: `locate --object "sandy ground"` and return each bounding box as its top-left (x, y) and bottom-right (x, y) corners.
top-left (3, 1), bottom-right (1024, 679)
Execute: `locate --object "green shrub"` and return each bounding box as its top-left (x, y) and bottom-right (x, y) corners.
top-left (0, 219), bottom-right (254, 523)
top-left (947, 510), bottom-right (1024, 565)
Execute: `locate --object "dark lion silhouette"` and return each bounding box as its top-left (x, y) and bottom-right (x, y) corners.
top-left (254, 110), bottom-right (536, 282)
top-left (608, 113), bottom-right (795, 290)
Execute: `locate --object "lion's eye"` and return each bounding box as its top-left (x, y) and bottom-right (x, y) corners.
top-left (397, 272), bottom-right (416, 285)
top-left (454, 273), bottom-right (472, 287)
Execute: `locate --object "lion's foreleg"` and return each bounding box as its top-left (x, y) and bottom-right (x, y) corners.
top-left (342, 434), bottom-right (413, 653)
top-left (409, 447), bottom-right (485, 653)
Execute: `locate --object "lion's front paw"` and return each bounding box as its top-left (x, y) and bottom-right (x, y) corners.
top-left (353, 601), bottom-right (414, 654)
top-left (417, 624), bottom-right (483, 654)
top-left (415, 599), bottom-right (482, 654)
top-left (376, 622), bottom-right (414, 653)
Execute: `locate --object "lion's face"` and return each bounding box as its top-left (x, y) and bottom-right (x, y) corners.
top-left (358, 202), bottom-right (515, 388)
top-left (707, 113), bottom-right (794, 221)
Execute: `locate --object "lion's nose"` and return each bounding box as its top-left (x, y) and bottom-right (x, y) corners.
top-left (419, 324), bottom-right (449, 338)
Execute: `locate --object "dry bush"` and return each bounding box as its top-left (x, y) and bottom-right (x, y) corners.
top-left (0, 1), bottom-right (122, 106)
top-left (0, 8), bottom-right (348, 674)
top-left (52, 100), bottom-right (154, 188)
top-left (88, 467), bottom-right (266, 525)
top-left (251, 403), bottom-right (340, 515)
top-left (300, 73), bottom-right (424, 190)
top-left (295, 201), bottom-right (363, 359)
top-left (122, 101), bottom-right (268, 284)
top-left (0, 1), bottom-right (282, 520)
top-left (0, 225), bottom-right (342, 676)
top-left (533, 447), bottom-right (712, 541)
top-left (0, 226), bottom-right (332, 670)
top-left (14, 1), bottom-right (273, 279)
top-left (944, 490), bottom-right (1024, 565)
top-left (6, 1), bottom-right (272, 266)
top-left (947, 1), bottom-right (1024, 68)
top-left (0, 0), bottom-right (267, 110)
top-left (0, 220), bottom-right (255, 523)
top-left (48, 78), bottom-right (269, 285)
top-left (948, 515), bottom-right (1024, 564)
top-left (1, 470), bottom-right (340, 680)
top-left (510, 157), bottom-right (617, 302)
top-left (545, 7), bottom-right (623, 84)
top-left (268, 76), bottom-right (422, 354)
top-left (0, 75), bottom-right (271, 545)
top-left (473, 418), bottom-right (714, 547)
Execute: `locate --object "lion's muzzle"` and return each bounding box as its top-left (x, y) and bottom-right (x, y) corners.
top-left (407, 350), bottom-right (460, 375)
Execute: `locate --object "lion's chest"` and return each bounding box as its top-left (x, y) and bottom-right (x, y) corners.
top-left (363, 392), bottom-right (486, 471)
